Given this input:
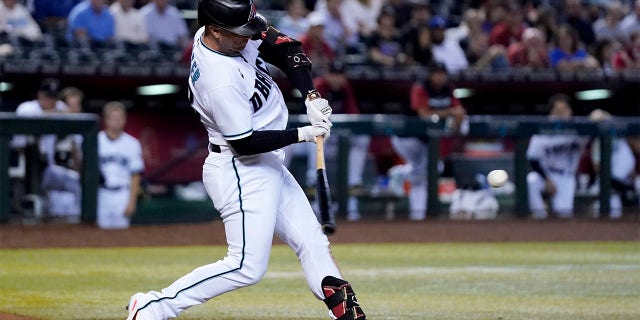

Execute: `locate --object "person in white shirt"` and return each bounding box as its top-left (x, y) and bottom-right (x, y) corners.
top-left (97, 101), bottom-right (144, 229)
top-left (110, 0), bottom-right (149, 44)
top-left (620, 0), bottom-right (640, 42)
top-left (140, 0), bottom-right (189, 48)
top-left (0, 0), bottom-right (43, 41)
top-left (275, 0), bottom-right (309, 40)
top-left (429, 15), bottom-right (469, 73)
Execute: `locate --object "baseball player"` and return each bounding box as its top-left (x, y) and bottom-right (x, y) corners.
top-left (390, 62), bottom-right (467, 221)
top-left (588, 109), bottom-right (638, 218)
top-left (125, 1), bottom-right (366, 319)
top-left (12, 78), bottom-right (82, 219)
top-left (526, 94), bottom-right (589, 219)
top-left (97, 101), bottom-right (144, 229)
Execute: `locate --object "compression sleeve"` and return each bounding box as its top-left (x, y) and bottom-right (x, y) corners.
top-left (228, 129), bottom-right (299, 156)
top-left (529, 159), bottom-right (547, 179)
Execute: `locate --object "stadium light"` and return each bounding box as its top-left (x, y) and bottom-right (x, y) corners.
top-left (575, 89), bottom-right (612, 101)
top-left (453, 88), bottom-right (474, 99)
top-left (137, 84), bottom-right (180, 96)
top-left (0, 82), bottom-right (13, 92)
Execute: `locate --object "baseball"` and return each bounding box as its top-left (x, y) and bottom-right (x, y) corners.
top-left (487, 170), bottom-right (509, 187)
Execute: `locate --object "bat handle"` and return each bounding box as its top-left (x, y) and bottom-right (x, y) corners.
top-left (316, 135), bottom-right (325, 170)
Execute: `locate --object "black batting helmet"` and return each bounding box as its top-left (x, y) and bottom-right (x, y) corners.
top-left (198, 0), bottom-right (267, 37)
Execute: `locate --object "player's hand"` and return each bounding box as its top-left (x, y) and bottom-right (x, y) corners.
top-left (544, 179), bottom-right (557, 196)
top-left (305, 92), bottom-right (332, 127)
top-left (125, 200), bottom-right (137, 217)
top-left (297, 123), bottom-right (331, 143)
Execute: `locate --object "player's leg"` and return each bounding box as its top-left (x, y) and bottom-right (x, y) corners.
top-left (391, 137), bottom-right (428, 220)
top-left (127, 153), bottom-right (282, 319)
top-left (526, 171), bottom-right (547, 219)
top-left (97, 190), bottom-right (128, 229)
top-left (275, 167), bottom-right (366, 319)
top-left (550, 174), bottom-right (576, 218)
top-left (345, 135), bottom-right (371, 221)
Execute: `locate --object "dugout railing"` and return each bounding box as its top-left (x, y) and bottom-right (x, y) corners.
top-left (0, 112), bottom-right (100, 223)
top-left (289, 114), bottom-right (640, 218)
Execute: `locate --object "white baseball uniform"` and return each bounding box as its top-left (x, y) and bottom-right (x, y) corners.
top-left (97, 131), bottom-right (144, 229)
top-left (591, 137), bottom-right (637, 218)
top-left (130, 27), bottom-right (342, 319)
top-left (526, 134), bottom-right (588, 218)
top-left (12, 100), bottom-right (82, 218)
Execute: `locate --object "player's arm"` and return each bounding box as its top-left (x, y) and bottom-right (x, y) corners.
top-left (256, 26), bottom-right (315, 95)
top-left (125, 173), bottom-right (141, 216)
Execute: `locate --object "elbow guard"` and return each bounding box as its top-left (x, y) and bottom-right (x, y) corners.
top-left (258, 26), bottom-right (312, 72)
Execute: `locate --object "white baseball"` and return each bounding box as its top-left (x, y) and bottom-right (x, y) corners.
top-left (487, 169), bottom-right (509, 187)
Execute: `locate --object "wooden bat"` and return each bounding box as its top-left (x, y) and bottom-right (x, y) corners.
top-left (316, 135), bottom-right (335, 235)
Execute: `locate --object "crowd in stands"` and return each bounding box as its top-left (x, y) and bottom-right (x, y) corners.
top-left (0, 0), bottom-right (638, 73)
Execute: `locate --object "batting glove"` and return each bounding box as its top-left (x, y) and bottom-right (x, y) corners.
top-left (297, 122), bottom-right (331, 143)
top-left (305, 94), bottom-right (332, 127)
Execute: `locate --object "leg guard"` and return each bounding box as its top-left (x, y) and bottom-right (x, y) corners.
top-left (322, 276), bottom-right (366, 320)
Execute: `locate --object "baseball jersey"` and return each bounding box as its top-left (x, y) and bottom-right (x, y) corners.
top-left (98, 131), bottom-right (144, 189)
top-left (12, 99), bottom-right (69, 164)
top-left (188, 27), bottom-right (289, 147)
top-left (527, 134), bottom-right (588, 176)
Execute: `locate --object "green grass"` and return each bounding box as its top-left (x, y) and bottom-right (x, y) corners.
top-left (1, 242), bottom-right (639, 319)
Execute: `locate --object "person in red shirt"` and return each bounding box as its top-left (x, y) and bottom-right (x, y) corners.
top-left (612, 31), bottom-right (640, 70)
top-left (299, 11), bottom-right (335, 72)
top-left (507, 27), bottom-right (550, 69)
top-left (390, 62), bottom-right (467, 221)
top-left (489, 3), bottom-right (524, 47)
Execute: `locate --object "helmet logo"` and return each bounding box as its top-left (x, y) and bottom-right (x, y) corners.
top-left (248, 0), bottom-right (256, 21)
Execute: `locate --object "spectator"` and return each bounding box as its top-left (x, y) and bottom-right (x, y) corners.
top-left (308, 61), bottom-right (371, 221)
top-left (276, 0), bottom-right (310, 40)
top-left (465, 24), bottom-right (509, 71)
top-left (593, 1), bottom-right (625, 42)
top-left (0, 0), bottom-right (43, 41)
top-left (620, 0), bottom-right (640, 42)
top-left (507, 27), bottom-right (550, 69)
top-left (30, 0), bottom-right (83, 36)
top-left (549, 24), bottom-right (599, 71)
top-left (488, 3), bottom-right (524, 47)
top-left (67, 0), bottom-right (115, 44)
top-left (588, 109), bottom-right (639, 219)
top-left (110, 0), bottom-right (149, 45)
top-left (97, 101), bottom-right (144, 229)
top-left (592, 38), bottom-right (619, 75)
top-left (140, 0), bottom-right (189, 48)
top-left (562, 0), bottom-right (596, 47)
top-left (402, 0), bottom-right (433, 65)
top-left (612, 30), bottom-right (640, 70)
top-left (299, 11), bottom-right (335, 72)
top-left (533, 5), bottom-right (559, 47)
top-left (314, 0), bottom-right (360, 55)
top-left (526, 94), bottom-right (589, 219)
top-left (446, 8), bottom-right (485, 51)
top-left (367, 8), bottom-right (407, 66)
top-left (382, 0), bottom-right (412, 30)
top-left (339, 0), bottom-right (382, 40)
top-left (430, 15), bottom-right (469, 73)
top-left (390, 62), bottom-right (466, 221)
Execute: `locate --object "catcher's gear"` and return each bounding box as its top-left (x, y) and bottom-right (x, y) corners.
top-left (305, 90), bottom-right (332, 127)
top-left (298, 123), bottom-right (330, 143)
top-left (322, 276), bottom-right (366, 320)
top-left (198, 0), bottom-right (267, 37)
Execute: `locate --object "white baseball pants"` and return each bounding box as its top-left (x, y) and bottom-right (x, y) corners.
top-left (527, 171), bottom-right (576, 219)
top-left (139, 149), bottom-right (342, 319)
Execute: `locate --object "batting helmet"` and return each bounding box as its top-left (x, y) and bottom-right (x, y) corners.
top-left (198, 0), bottom-right (267, 37)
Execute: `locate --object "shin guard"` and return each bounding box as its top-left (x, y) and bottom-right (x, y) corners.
top-left (321, 276), bottom-right (366, 320)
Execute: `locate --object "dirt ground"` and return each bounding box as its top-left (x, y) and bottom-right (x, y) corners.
top-left (1, 217), bottom-right (638, 320)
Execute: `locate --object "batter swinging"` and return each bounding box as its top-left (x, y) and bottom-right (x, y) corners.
top-left (124, 0), bottom-right (366, 319)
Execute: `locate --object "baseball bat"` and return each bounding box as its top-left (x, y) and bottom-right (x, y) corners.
top-left (316, 135), bottom-right (335, 235)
